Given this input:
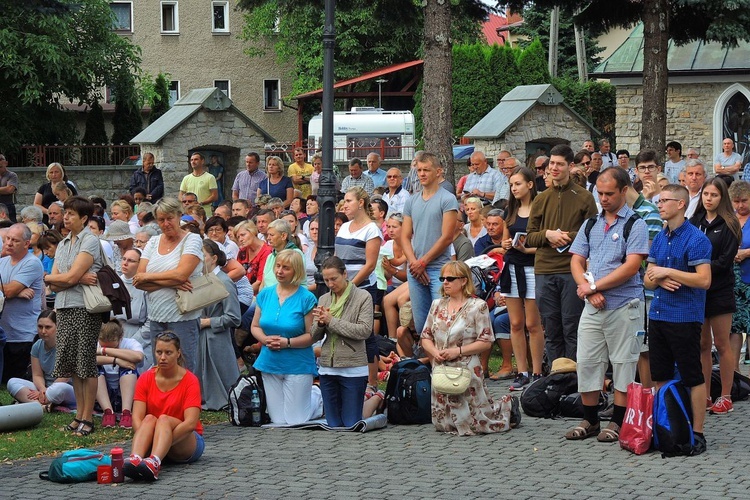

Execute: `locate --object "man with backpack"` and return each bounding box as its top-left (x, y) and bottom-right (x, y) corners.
top-left (565, 167), bottom-right (649, 442)
top-left (644, 183), bottom-right (712, 456)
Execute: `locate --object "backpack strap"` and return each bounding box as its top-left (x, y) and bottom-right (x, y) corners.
top-left (583, 216), bottom-right (597, 241)
top-left (584, 213), bottom-right (641, 263)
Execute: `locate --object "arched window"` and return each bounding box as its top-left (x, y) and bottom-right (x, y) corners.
top-left (714, 84), bottom-right (750, 168)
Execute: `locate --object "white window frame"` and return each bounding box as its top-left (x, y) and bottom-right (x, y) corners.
top-left (214, 79), bottom-right (231, 98)
top-left (168, 81), bottom-right (180, 106)
top-left (109, 1), bottom-right (133, 33)
top-left (263, 79), bottom-right (281, 112)
top-left (160, 1), bottom-right (179, 34)
top-left (211, 1), bottom-right (230, 33)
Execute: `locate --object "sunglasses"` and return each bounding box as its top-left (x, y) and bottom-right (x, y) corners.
top-left (439, 276), bottom-right (463, 282)
top-left (155, 332), bottom-right (178, 341)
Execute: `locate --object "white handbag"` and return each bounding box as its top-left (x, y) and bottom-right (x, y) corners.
top-left (432, 364), bottom-right (471, 394)
top-left (82, 284), bottom-right (112, 314)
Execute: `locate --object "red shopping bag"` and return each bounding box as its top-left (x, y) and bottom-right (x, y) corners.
top-left (619, 382), bottom-right (654, 455)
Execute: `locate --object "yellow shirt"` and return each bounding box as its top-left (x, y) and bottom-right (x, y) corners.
top-left (180, 171), bottom-right (218, 216)
top-left (288, 162), bottom-right (314, 198)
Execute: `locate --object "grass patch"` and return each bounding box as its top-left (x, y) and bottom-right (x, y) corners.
top-left (0, 389), bottom-right (228, 462)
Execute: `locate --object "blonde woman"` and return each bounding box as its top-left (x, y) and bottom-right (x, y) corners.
top-left (258, 155), bottom-right (294, 208)
top-left (111, 199), bottom-right (139, 234)
top-left (463, 197), bottom-right (487, 246)
top-left (421, 261), bottom-right (517, 435)
top-left (34, 162), bottom-right (78, 216)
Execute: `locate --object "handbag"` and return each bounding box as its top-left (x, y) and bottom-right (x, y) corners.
top-left (176, 272), bottom-right (229, 314)
top-left (619, 382), bottom-right (655, 455)
top-left (82, 284), bottom-right (112, 313)
top-left (431, 299), bottom-right (471, 395)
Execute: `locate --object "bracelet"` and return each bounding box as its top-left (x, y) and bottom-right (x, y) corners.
top-left (112, 357), bottom-right (117, 367)
top-left (459, 346), bottom-right (463, 356)
top-left (287, 337), bottom-right (292, 348)
top-left (418, 259), bottom-right (426, 268)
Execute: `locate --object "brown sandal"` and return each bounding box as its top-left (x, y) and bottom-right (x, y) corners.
top-left (597, 422), bottom-right (620, 443)
top-left (564, 420), bottom-right (600, 440)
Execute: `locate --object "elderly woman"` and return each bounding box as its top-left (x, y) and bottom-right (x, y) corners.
top-left (257, 155), bottom-right (294, 209)
top-left (34, 162), bottom-right (78, 217)
top-left (20, 205), bottom-right (44, 225)
top-left (261, 219), bottom-right (303, 290)
top-left (124, 332), bottom-right (204, 482)
top-left (204, 216), bottom-right (253, 313)
top-left (312, 256), bottom-right (373, 427)
top-left (102, 220), bottom-right (135, 271)
top-left (421, 261), bottom-right (517, 435)
top-left (134, 226), bottom-right (159, 251)
top-left (251, 249), bottom-right (322, 424)
top-left (235, 220), bottom-right (272, 295)
top-left (134, 198), bottom-right (204, 373)
top-left (197, 240), bottom-right (241, 410)
top-left (43, 196), bottom-right (105, 437)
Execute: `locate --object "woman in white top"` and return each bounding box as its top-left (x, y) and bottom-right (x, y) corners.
top-left (463, 197), bottom-right (487, 247)
top-left (133, 198), bottom-right (204, 373)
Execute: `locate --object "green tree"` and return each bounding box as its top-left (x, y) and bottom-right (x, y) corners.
top-left (110, 69), bottom-right (143, 164)
top-left (81, 101), bottom-right (109, 165)
top-left (149, 73), bottom-right (171, 124)
top-left (452, 44), bottom-right (494, 137)
top-left (517, 38), bottom-right (551, 85)
top-left (506, 0), bottom-right (750, 156)
top-left (0, 0), bottom-right (141, 152)
top-left (487, 44), bottom-right (521, 105)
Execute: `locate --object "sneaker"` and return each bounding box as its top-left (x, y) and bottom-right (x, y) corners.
top-left (101, 409), bottom-right (116, 428)
top-left (138, 457), bottom-right (160, 481)
top-left (509, 373), bottom-right (530, 392)
top-left (710, 395), bottom-right (734, 415)
top-left (706, 396), bottom-right (713, 410)
top-left (123, 455), bottom-right (142, 480)
top-left (119, 410), bottom-right (132, 429)
top-left (691, 433), bottom-right (707, 456)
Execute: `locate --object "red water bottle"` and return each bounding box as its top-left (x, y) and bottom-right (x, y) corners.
top-left (110, 447), bottom-right (124, 483)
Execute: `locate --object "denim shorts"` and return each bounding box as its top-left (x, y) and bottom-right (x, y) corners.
top-left (169, 432), bottom-right (204, 464)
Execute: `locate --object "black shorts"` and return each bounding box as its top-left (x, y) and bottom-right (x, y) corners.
top-left (648, 319), bottom-right (703, 387)
top-left (365, 334), bottom-right (379, 362)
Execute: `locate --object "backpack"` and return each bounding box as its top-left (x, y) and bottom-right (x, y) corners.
top-left (709, 368), bottom-right (750, 402)
top-left (384, 358), bottom-right (431, 425)
top-left (228, 373), bottom-right (269, 427)
top-left (520, 372), bottom-right (579, 418)
top-left (583, 213), bottom-right (641, 264)
top-left (652, 380), bottom-right (694, 457)
top-left (558, 391), bottom-right (609, 419)
top-left (39, 449), bottom-right (111, 483)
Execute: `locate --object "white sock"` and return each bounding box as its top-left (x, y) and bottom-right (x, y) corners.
top-left (150, 455), bottom-right (161, 466)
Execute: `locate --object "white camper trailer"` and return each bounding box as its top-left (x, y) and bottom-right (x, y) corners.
top-left (308, 107), bottom-right (415, 162)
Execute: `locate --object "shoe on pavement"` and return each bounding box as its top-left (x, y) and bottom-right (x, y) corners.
top-left (710, 395), bottom-right (733, 415)
top-left (691, 433), bottom-right (707, 456)
top-left (101, 409), bottom-right (116, 428)
top-left (509, 373), bottom-right (530, 392)
top-left (119, 410), bottom-right (132, 429)
top-left (138, 457), bottom-right (160, 481)
top-left (123, 455), bottom-right (142, 480)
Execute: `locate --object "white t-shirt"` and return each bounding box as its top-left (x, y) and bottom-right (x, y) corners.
top-left (99, 337), bottom-right (144, 389)
top-left (142, 233), bottom-right (204, 322)
top-left (334, 221), bottom-right (382, 288)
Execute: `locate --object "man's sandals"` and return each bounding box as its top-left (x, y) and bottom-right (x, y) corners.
top-left (564, 420), bottom-right (620, 442)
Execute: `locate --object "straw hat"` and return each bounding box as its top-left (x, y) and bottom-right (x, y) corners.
top-left (550, 357), bottom-right (577, 375)
top-left (102, 220), bottom-right (133, 241)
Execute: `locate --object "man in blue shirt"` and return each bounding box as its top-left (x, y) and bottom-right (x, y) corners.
top-left (364, 153), bottom-right (388, 189)
top-left (566, 167), bottom-right (649, 442)
top-left (645, 183), bottom-right (712, 456)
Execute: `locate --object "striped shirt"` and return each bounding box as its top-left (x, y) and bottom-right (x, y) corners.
top-left (631, 194), bottom-right (663, 299)
top-left (232, 169), bottom-right (267, 204)
top-left (335, 221), bottom-right (382, 288)
top-left (341, 174), bottom-right (375, 196)
top-left (463, 168), bottom-right (509, 204)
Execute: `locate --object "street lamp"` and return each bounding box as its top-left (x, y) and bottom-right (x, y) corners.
top-left (376, 78), bottom-right (387, 110)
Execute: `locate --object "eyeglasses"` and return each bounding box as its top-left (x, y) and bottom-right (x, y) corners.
top-left (656, 198), bottom-right (680, 205)
top-left (439, 276), bottom-right (463, 282)
top-left (386, 175), bottom-right (401, 179)
top-left (182, 200), bottom-right (197, 205)
top-left (206, 226), bottom-right (225, 233)
top-left (637, 165), bottom-right (658, 172)
top-left (536, 166), bottom-right (546, 171)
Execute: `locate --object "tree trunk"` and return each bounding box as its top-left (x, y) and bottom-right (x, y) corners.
top-left (640, 0), bottom-right (669, 160)
top-left (422, 0), bottom-right (454, 185)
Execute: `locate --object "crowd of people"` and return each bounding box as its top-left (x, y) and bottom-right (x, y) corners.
top-left (0, 137), bottom-right (744, 478)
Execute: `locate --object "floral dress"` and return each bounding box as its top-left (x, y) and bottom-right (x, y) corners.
top-left (422, 297), bottom-right (512, 435)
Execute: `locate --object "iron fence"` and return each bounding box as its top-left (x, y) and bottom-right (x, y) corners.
top-left (15, 144), bottom-right (140, 167)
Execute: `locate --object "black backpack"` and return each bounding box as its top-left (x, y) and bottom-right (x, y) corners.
top-left (228, 373), bottom-right (269, 426)
top-left (582, 213), bottom-right (641, 264)
top-left (709, 368), bottom-right (750, 402)
top-left (520, 372), bottom-right (579, 418)
top-left (558, 391), bottom-right (609, 419)
top-left (385, 359), bottom-right (432, 425)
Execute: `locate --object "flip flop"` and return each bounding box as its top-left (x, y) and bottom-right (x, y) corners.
top-left (489, 371), bottom-right (516, 381)
top-left (597, 422), bottom-right (620, 443)
top-left (564, 420), bottom-right (600, 440)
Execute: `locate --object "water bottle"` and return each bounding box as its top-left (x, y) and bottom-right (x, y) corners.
top-left (110, 447), bottom-right (124, 483)
top-left (250, 389), bottom-right (262, 426)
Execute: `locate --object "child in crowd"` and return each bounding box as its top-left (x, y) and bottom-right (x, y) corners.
top-left (96, 319), bottom-right (144, 429)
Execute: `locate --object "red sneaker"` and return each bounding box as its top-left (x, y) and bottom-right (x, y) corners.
top-left (123, 455), bottom-right (142, 480)
top-left (101, 409), bottom-right (116, 428)
top-left (138, 457), bottom-right (160, 481)
top-left (710, 395), bottom-right (734, 415)
top-left (119, 410), bottom-right (132, 429)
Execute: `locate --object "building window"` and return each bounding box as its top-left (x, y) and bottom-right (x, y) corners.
top-left (168, 81), bottom-right (180, 106)
top-left (212, 1), bottom-right (229, 33)
top-left (263, 79), bottom-right (281, 111)
top-left (110, 2), bottom-right (133, 32)
top-left (161, 1), bottom-right (179, 34)
top-left (214, 80), bottom-right (230, 98)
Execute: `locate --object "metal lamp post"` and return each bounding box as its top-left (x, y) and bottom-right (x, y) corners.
top-left (376, 78), bottom-right (387, 109)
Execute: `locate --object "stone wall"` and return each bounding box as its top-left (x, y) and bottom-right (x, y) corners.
top-left (13, 166), bottom-right (135, 208)
top-left (473, 104), bottom-right (593, 166)
top-left (614, 82), bottom-right (721, 158)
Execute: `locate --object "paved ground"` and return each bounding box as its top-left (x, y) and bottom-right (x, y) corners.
top-left (1, 380), bottom-right (749, 499)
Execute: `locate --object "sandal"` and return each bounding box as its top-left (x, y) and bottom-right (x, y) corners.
top-left (597, 422), bottom-right (620, 443)
top-left (564, 420), bottom-right (600, 440)
top-left (63, 418), bottom-right (82, 432)
top-left (489, 370), bottom-right (516, 381)
top-left (73, 420), bottom-right (95, 437)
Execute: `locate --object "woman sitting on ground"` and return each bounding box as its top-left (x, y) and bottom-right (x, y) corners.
top-left (6, 310), bottom-right (76, 410)
top-left (421, 261), bottom-right (518, 435)
top-left (312, 256), bottom-right (374, 427)
top-left (124, 332), bottom-right (204, 482)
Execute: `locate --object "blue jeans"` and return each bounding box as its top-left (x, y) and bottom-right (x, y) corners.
top-left (319, 374), bottom-right (368, 427)
top-left (492, 312), bottom-right (510, 340)
top-left (407, 265), bottom-right (443, 335)
top-left (240, 301), bottom-right (256, 331)
top-left (150, 319), bottom-right (200, 373)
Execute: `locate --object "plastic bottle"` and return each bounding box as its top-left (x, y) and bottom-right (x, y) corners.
top-left (110, 447), bottom-right (124, 483)
top-left (250, 389), bottom-right (262, 426)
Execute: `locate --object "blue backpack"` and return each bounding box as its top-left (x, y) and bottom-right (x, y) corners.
top-left (385, 358), bottom-right (431, 425)
top-left (39, 449), bottom-right (111, 483)
top-left (652, 380), bottom-right (694, 457)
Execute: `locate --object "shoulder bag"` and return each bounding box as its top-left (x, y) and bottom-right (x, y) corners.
top-left (431, 300), bottom-right (472, 395)
top-left (82, 233), bottom-right (112, 314)
top-left (173, 235), bottom-right (228, 314)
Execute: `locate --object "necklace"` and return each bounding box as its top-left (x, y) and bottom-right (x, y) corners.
top-left (447, 297), bottom-right (467, 316)
top-left (163, 234), bottom-right (182, 252)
